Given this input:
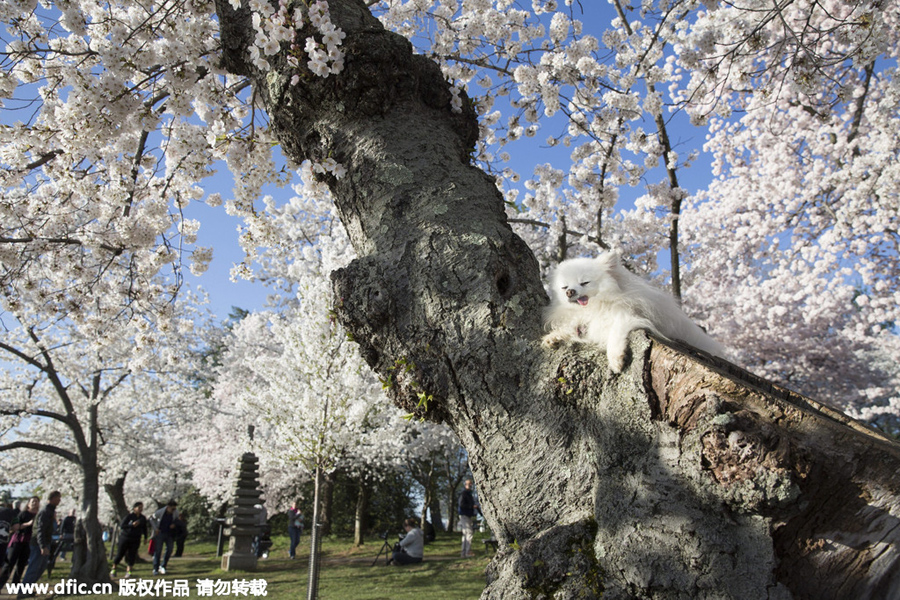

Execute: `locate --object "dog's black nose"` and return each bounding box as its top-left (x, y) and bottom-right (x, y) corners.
top-left (566, 289), bottom-right (577, 298)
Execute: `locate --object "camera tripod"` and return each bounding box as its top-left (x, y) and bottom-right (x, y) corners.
top-left (372, 530), bottom-right (394, 566)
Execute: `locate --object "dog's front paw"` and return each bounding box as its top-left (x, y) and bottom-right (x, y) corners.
top-left (607, 348), bottom-right (626, 374)
top-left (542, 333), bottom-right (563, 348)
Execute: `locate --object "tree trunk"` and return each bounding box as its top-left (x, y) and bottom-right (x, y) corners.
top-left (446, 487), bottom-right (458, 536)
top-left (215, 1), bottom-right (900, 597)
top-left (70, 455), bottom-right (111, 585)
top-left (318, 471), bottom-right (334, 537)
top-left (105, 472), bottom-right (129, 524)
top-left (446, 468), bottom-right (469, 535)
top-left (447, 456), bottom-right (469, 531)
top-left (419, 461), bottom-right (435, 532)
top-left (354, 475), bottom-right (369, 547)
top-left (428, 496), bottom-right (444, 532)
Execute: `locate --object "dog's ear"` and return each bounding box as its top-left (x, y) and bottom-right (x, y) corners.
top-left (595, 251), bottom-right (621, 271)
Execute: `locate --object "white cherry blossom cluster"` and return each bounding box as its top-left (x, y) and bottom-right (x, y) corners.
top-left (666, 0), bottom-right (900, 433)
top-left (239, 0), bottom-right (345, 80)
top-left (0, 0), bottom-right (249, 344)
top-left (312, 156), bottom-right (348, 179)
top-left (242, 0), bottom-right (301, 71)
top-left (304, 0), bottom-right (346, 78)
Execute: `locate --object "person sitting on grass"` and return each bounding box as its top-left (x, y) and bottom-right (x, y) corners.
top-left (390, 518), bottom-right (424, 566)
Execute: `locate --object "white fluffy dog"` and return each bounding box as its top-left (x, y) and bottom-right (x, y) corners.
top-left (542, 253), bottom-right (725, 373)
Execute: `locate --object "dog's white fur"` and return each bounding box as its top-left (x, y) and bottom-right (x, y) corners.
top-left (542, 253), bottom-right (725, 373)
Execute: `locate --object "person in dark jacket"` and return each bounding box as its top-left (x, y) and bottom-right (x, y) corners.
top-left (458, 479), bottom-right (479, 558)
top-left (21, 490), bottom-right (61, 586)
top-left (173, 513), bottom-right (188, 558)
top-left (58, 509), bottom-right (76, 560)
top-left (111, 502), bottom-right (148, 579)
top-left (0, 497), bottom-right (38, 588)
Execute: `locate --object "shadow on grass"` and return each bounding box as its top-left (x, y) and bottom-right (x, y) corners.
top-left (49, 532), bottom-right (491, 600)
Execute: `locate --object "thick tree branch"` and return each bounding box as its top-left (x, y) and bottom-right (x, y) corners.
top-left (0, 407), bottom-right (75, 428)
top-left (26, 327), bottom-right (91, 458)
top-left (0, 440), bottom-right (81, 465)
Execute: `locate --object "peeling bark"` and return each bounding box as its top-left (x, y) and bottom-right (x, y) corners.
top-left (214, 1), bottom-right (900, 597)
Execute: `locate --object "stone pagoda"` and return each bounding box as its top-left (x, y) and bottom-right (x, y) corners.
top-left (221, 452), bottom-right (264, 571)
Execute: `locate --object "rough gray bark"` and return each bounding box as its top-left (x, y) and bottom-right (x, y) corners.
top-left (214, 1), bottom-right (900, 597)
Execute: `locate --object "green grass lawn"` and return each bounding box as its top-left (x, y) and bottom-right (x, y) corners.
top-left (61, 531), bottom-right (492, 599)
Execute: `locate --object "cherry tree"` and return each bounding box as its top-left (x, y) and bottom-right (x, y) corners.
top-left (672, 1), bottom-right (900, 435)
top-left (209, 190), bottom-right (416, 529)
top-left (0, 300), bottom-right (206, 583)
top-left (402, 422), bottom-right (469, 533)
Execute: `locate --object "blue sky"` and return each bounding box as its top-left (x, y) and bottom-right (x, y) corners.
top-left (183, 195), bottom-right (272, 320)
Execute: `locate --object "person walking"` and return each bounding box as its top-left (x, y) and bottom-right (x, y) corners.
top-left (57, 509), bottom-right (76, 561)
top-left (173, 513), bottom-right (188, 558)
top-left (20, 491), bottom-right (61, 586)
top-left (287, 500), bottom-right (303, 559)
top-left (0, 497), bottom-right (38, 588)
top-left (149, 500), bottom-right (179, 575)
top-left (111, 502), bottom-right (148, 579)
top-left (458, 479), bottom-right (479, 558)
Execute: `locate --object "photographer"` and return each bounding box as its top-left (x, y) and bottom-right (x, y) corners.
top-left (390, 518), bottom-right (424, 566)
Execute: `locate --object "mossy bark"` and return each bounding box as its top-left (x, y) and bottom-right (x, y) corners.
top-left (215, 1), bottom-right (900, 597)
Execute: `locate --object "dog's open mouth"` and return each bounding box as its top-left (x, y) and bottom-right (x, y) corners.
top-left (569, 295), bottom-right (589, 306)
